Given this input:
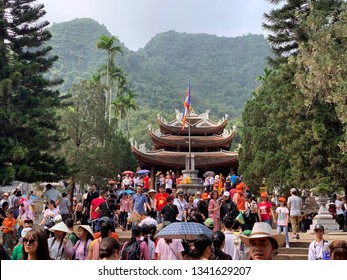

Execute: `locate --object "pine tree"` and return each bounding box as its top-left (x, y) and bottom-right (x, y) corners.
top-left (0, 0), bottom-right (69, 183)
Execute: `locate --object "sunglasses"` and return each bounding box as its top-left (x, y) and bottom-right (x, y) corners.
top-left (23, 238), bottom-right (37, 245)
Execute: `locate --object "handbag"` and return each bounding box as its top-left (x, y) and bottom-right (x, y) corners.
top-left (45, 216), bottom-right (55, 228)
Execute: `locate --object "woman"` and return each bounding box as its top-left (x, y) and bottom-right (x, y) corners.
top-left (121, 225), bottom-right (150, 260)
top-left (64, 224), bottom-right (94, 260)
top-left (193, 234), bottom-right (212, 260)
top-left (155, 237), bottom-right (184, 260)
top-left (119, 193), bottom-right (130, 231)
top-left (39, 199), bottom-right (60, 237)
top-left (239, 222), bottom-right (285, 260)
top-left (146, 189), bottom-right (157, 220)
top-left (329, 240), bottom-right (347, 260)
top-left (184, 195), bottom-right (198, 222)
top-left (22, 228), bottom-right (51, 260)
top-left (140, 224), bottom-right (156, 260)
top-left (208, 190), bottom-right (221, 231)
top-left (88, 222), bottom-right (113, 260)
top-left (99, 237), bottom-right (121, 260)
top-left (209, 231), bottom-right (232, 260)
top-left (257, 192), bottom-right (275, 226)
top-left (48, 221), bottom-right (72, 260)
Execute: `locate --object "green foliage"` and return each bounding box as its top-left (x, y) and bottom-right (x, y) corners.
top-left (0, 0), bottom-right (69, 183)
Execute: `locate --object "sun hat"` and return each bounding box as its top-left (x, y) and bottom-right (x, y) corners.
top-left (204, 218), bottom-right (214, 228)
top-left (278, 196), bottom-right (286, 202)
top-left (313, 224), bottom-right (325, 232)
top-left (3, 192), bottom-right (9, 196)
top-left (201, 193), bottom-right (209, 200)
top-left (214, 175), bottom-right (219, 180)
top-left (21, 227), bottom-right (33, 238)
top-left (147, 189), bottom-right (157, 194)
top-left (195, 191), bottom-right (202, 195)
top-left (260, 192), bottom-right (267, 198)
top-left (223, 191), bottom-right (230, 197)
top-left (239, 222), bottom-right (285, 247)
top-left (73, 224), bottom-right (94, 237)
top-left (49, 221), bottom-right (71, 234)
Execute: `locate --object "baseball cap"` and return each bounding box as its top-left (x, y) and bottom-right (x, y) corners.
top-left (201, 193), bottom-right (209, 200)
top-left (195, 191), bottom-right (202, 195)
top-left (314, 224), bottom-right (325, 232)
top-left (279, 196), bottom-right (286, 202)
top-left (204, 218), bottom-right (214, 228)
top-left (223, 191), bottom-right (230, 197)
top-left (290, 188), bottom-right (297, 193)
top-left (177, 191), bottom-right (184, 196)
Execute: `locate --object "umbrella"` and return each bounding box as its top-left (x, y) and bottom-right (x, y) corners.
top-left (122, 170), bottom-right (134, 175)
top-left (21, 194), bottom-right (39, 202)
top-left (119, 190), bottom-right (134, 195)
top-left (155, 222), bottom-right (213, 240)
top-left (136, 169), bottom-right (150, 175)
top-left (203, 171), bottom-right (215, 177)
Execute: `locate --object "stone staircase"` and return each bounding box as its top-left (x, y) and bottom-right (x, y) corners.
top-left (275, 240), bottom-right (309, 260)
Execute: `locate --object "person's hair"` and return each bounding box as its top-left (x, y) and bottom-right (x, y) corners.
top-left (46, 183), bottom-right (52, 189)
top-left (222, 216), bottom-right (234, 229)
top-left (101, 222), bottom-right (113, 239)
top-left (194, 234), bottom-right (212, 259)
top-left (99, 237), bottom-right (120, 259)
top-left (140, 224), bottom-right (150, 244)
top-left (128, 225), bottom-right (141, 245)
top-left (48, 199), bottom-right (56, 208)
top-left (99, 190), bottom-right (106, 196)
top-left (211, 190), bottom-right (218, 197)
top-left (329, 240), bottom-right (347, 260)
top-left (166, 196), bottom-right (173, 203)
top-left (65, 218), bottom-right (74, 228)
top-left (24, 219), bottom-right (34, 225)
top-left (268, 237), bottom-right (279, 252)
top-left (0, 244), bottom-right (9, 260)
top-left (22, 228), bottom-right (51, 260)
top-left (6, 209), bottom-right (13, 214)
top-left (148, 224), bottom-right (157, 242)
top-left (212, 231), bottom-right (225, 250)
top-left (2, 201), bottom-right (9, 208)
top-left (62, 192), bottom-right (67, 197)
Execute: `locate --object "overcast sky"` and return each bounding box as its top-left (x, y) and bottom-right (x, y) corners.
top-left (39, 0), bottom-right (274, 51)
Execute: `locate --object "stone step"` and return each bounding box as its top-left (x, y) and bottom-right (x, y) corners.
top-left (274, 254), bottom-right (308, 260)
top-left (278, 247), bottom-right (308, 255)
top-left (287, 241), bottom-right (311, 248)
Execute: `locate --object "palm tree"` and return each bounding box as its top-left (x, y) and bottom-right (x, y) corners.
top-left (96, 35), bottom-right (123, 125)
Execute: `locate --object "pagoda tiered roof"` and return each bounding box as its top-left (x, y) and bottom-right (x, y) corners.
top-left (149, 127), bottom-right (237, 150)
top-left (157, 110), bottom-right (228, 135)
top-left (131, 143), bottom-right (238, 169)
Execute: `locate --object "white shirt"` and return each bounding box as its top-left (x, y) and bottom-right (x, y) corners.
top-left (223, 230), bottom-right (238, 260)
top-left (173, 198), bottom-right (187, 221)
top-left (139, 217), bottom-right (158, 227)
top-left (308, 239), bottom-right (328, 260)
top-left (335, 200), bottom-right (344, 215)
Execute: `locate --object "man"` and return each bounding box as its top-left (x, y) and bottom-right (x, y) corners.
top-left (83, 184), bottom-right (99, 222)
top-left (173, 191), bottom-right (187, 222)
top-left (287, 188), bottom-right (303, 239)
top-left (160, 196), bottom-right (178, 223)
top-left (139, 211), bottom-right (158, 227)
top-left (154, 185), bottom-right (169, 223)
top-left (132, 187), bottom-right (147, 215)
top-left (308, 224), bottom-right (329, 260)
top-left (220, 191), bottom-right (238, 220)
top-left (193, 191), bottom-right (202, 207)
top-left (59, 192), bottom-right (71, 222)
top-left (42, 184), bottom-right (62, 205)
top-left (90, 190), bottom-right (106, 225)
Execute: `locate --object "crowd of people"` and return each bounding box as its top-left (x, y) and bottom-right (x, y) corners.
top-left (0, 171), bottom-right (346, 260)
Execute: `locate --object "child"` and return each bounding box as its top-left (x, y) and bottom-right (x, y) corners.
top-left (0, 209), bottom-right (16, 255)
top-left (275, 196), bottom-right (290, 248)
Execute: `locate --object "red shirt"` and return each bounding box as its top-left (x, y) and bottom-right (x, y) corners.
top-left (155, 192), bottom-right (169, 212)
top-left (143, 176), bottom-right (149, 189)
top-left (90, 197), bottom-right (105, 219)
top-left (258, 201), bottom-right (272, 221)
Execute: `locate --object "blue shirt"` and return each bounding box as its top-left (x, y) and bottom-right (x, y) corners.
top-left (132, 193), bottom-right (147, 214)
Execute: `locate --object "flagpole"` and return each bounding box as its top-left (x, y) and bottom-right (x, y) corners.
top-left (188, 75), bottom-right (191, 170)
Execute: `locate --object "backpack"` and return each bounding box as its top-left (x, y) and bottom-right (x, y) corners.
top-left (121, 240), bottom-right (143, 260)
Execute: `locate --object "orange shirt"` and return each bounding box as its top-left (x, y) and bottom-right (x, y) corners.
top-left (2, 217), bottom-right (16, 233)
top-left (93, 231), bottom-right (119, 241)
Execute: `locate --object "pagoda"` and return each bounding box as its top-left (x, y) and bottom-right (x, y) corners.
top-left (131, 109), bottom-right (239, 190)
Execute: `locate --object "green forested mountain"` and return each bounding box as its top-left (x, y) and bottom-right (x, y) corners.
top-left (47, 18), bottom-right (271, 145)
